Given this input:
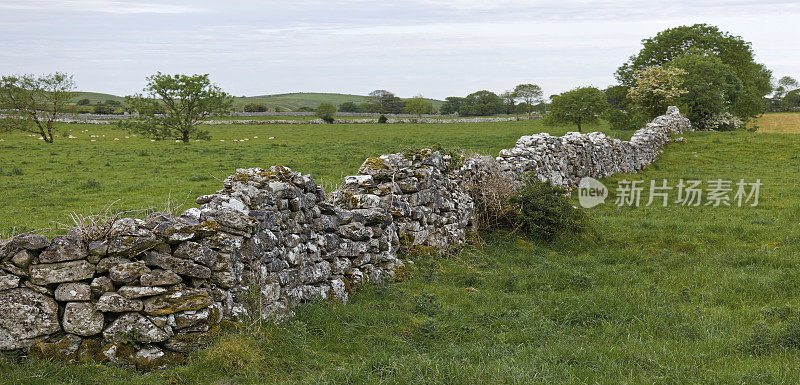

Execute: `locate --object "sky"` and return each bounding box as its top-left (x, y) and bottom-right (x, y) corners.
top-left (1, 0), bottom-right (798, 99)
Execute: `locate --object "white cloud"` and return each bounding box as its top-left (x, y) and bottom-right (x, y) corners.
top-left (0, 0), bottom-right (202, 14)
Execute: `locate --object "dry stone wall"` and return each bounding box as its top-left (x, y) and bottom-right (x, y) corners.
top-left (0, 107), bottom-right (690, 369)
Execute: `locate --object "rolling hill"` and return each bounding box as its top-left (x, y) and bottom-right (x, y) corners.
top-left (71, 91), bottom-right (444, 111)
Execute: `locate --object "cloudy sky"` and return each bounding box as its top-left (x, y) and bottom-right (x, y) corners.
top-left (1, 0), bottom-right (798, 99)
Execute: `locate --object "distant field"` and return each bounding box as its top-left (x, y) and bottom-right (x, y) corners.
top-left (754, 112), bottom-right (800, 133)
top-left (0, 120), bottom-right (609, 235)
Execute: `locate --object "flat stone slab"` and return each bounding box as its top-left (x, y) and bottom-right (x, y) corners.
top-left (29, 260), bottom-right (95, 285)
top-left (0, 288), bottom-right (60, 349)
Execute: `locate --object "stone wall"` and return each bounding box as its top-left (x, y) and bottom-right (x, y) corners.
top-left (0, 107), bottom-right (690, 369)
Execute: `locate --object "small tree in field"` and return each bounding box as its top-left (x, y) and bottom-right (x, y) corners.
top-left (545, 87), bottom-right (609, 132)
top-left (119, 73), bottom-right (232, 142)
top-left (0, 72), bottom-right (76, 143)
top-left (404, 94), bottom-right (431, 118)
top-left (315, 103), bottom-right (337, 123)
top-left (514, 83), bottom-right (543, 118)
top-left (627, 65), bottom-right (688, 118)
top-left (501, 91), bottom-right (517, 118)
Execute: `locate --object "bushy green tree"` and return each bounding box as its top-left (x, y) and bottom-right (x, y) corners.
top-left (76, 98), bottom-right (90, 106)
top-left (404, 95), bottom-right (431, 118)
top-left (602, 85), bottom-right (649, 130)
top-left (459, 90), bottom-right (504, 116)
top-left (440, 97), bottom-right (465, 115)
top-left (0, 72), bottom-right (76, 143)
top-left (338, 101), bottom-right (359, 113)
top-left (501, 91), bottom-right (517, 116)
top-left (785, 89), bottom-right (800, 109)
top-left (243, 103), bottom-right (267, 112)
top-left (545, 87), bottom-right (608, 132)
top-left (368, 90), bottom-right (403, 114)
top-left (616, 24), bottom-right (771, 122)
top-left (315, 102), bottom-right (337, 123)
top-left (670, 52), bottom-right (743, 129)
top-left (119, 73), bottom-right (232, 143)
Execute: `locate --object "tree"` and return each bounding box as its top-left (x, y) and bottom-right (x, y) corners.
top-left (773, 76), bottom-right (799, 110)
top-left (368, 90), bottom-right (403, 114)
top-left (93, 105), bottom-right (115, 114)
top-left (77, 98), bottom-right (90, 106)
top-left (670, 52), bottom-right (743, 129)
top-left (0, 72), bottom-right (76, 143)
top-left (513, 83), bottom-right (543, 118)
top-left (778, 76), bottom-right (799, 91)
top-left (616, 24), bottom-right (772, 122)
top-left (602, 85), bottom-right (648, 130)
top-left (105, 99), bottom-right (122, 107)
top-left (545, 87), bottom-right (608, 132)
top-left (119, 73), bottom-right (232, 143)
top-left (627, 65), bottom-right (688, 118)
top-left (785, 89), bottom-right (800, 109)
top-left (244, 103), bottom-right (267, 112)
top-left (459, 91), bottom-right (505, 116)
top-left (315, 102), bottom-right (337, 123)
top-left (404, 95), bottom-right (431, 118)
top-left (500, 91), bottom-right (517, 117)
top-left (338, 101), bottom-right (359, 113)
top-left (440, 97), bottom-right (465, 115)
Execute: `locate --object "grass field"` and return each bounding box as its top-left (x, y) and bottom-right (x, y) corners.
top-left (3, 123), bottom-right (800, 384)
top-left (754, 112), bottom-right (800, 133)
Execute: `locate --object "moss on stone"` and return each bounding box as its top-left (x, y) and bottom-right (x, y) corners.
top-left (362, 157), bottom-right (389, 170)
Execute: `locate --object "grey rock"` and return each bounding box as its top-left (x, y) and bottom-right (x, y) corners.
top-left (10, 249), bottom-right (33, 269)
top-left (0, 288), bottom-right (60, 349)
top-left (87, 240), bottom-right (108, 263)
top-left (96, 292), bottom-right (143, 312)
top-left (62, 302), bottom-right (104, 336)
top-left (38, 236), bottom-right (88, 263)
top-left (117, 285), bottom-right (169, 299)
top-left (54, 282), bottom-right (91, 301)
top-left (103, 312), bottom-right (170, 343)
top-left (29, 260), bottom-right (95, 285)
top-left (0, 274), bottom-right (20, 290)
top-left (142, 289), bottom-right (213, 316)
top-left (173, 241), bottom-right (217, 267)
top-left (95, 256), bottom-right (129, 273)
top-left (144, 252), bottom-right (211, 279)
top-left (6, 234), bottom-right (49, 252)
top-left (90, 276), bottom-right (114, 297)
top-left (109, 260), bottom-right (150, 283)
top-left (140, 269), bottom-right (182, 287)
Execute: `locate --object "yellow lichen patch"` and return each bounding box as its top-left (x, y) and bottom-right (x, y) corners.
top-left (362, 157), bottom-right (390, 170)
top-left (193, 219), bottom-right (222, 233)
top-left (144, 290), bottom-right (213, 316)
top-left (231, 173), bottom-right (252, 183)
